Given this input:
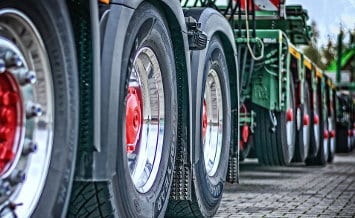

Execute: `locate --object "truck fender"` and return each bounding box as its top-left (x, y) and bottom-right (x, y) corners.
top-left (75, 1), bottom-right (192, 181)
top-left (185, 8), bottom-right (239, 164)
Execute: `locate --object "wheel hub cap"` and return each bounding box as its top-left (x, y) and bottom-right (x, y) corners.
top-left (126, 47), bottom-right (164, 193)
top-left (203, 69), bottom-right (223, 177)
top-left (242, 125), bottom-right (249, 144)
top-left (286, 108), bottom-right (294, 122)
top-left (303, 114), bottom-right (309, 126)
top-left (0, 72), bottom-right (21, 173)
top-left (330, 130), bottom-right (335, 138)
top-left (202, 99), bottom-right (207, 141)
top-left (314, 114), bottom-right (319, 125)
top-left (126, 86), bottom-right (142, 153)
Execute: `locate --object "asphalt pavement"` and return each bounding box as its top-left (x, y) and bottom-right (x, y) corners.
top-left (216, 150), bottom-right (355, 217)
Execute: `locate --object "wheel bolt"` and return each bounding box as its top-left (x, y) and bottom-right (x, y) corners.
top-left (0, 181), bottom-right (11, 196)
top-left (0, 59), bottom-right (6, 73)
top-left (26, 102), bottom-right (42, 118)
top-left (4, 51), bottom-right (22, 68)
top-left (9, 169), bottom-right (26, 185)
top-left (12, 68), bottom-right (36, 85)
top-left (22, 139), bottom-right (38, 155)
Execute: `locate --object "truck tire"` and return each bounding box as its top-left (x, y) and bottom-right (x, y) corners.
top-left (0, 1), bottom-right (78, 217)
top-left (253, 106), bottom-right (275, 165)
top-left (253, 77), bottom-right (296, 166)
top-left (167, 35), bottom-right (231, 217)
top-left (306, 85), bottom-right (328, 165)
top-left (294, 83), bottom-right (311, 162)
top-left (68, 3), bottom-right (177, 217)
top-left (327, 116), bottom-right (335, 162)
top-left (327, 97), bottom-right (336, 162)
top-left (308, 86), bottom-right (321, 158)
top-left (336, 124), bottom-right (351, 153)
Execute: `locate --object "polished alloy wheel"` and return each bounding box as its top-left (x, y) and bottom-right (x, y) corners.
top-left (303, 108), bottom-right (310, 154)
top-left (0, 10), bottom-right (54, 217)
top-left (126, 47), bottom-right (164, 193)
top-left (313, 92), bottom-right (320, 151)
top-left (286, 93), bottom-right (295, 159)
top-left (328, 117), bottom-right (335, 157)
top-left (203, 69), bottom-right (223, 177)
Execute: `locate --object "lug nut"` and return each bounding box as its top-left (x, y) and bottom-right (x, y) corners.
top-left (0, 59), bottom-right (6, 73)
top-left (12, 68), bottom-right (36, 85)
top-left (4, 51), bottom-right (22, 68)
top-left (22, 139), bottom-right (38, 155)
top-left (26, 102), bottom-right (42, 118)
top-left (0, 181), bottom-right (11, 196)
top-left (9, 169), bottom-right (26, 185)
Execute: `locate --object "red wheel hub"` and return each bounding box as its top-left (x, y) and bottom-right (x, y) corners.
top-left (303, 114), bottom-right (309, 126)
top-left (202, 100), bottom-right (208, 141)
top-left (313, 114), bottom-right (319, 125)
top-left (126, 86), bottom-right (142, 154)
top-left (324, 130), bottom-right (329, 139)
top-left (330, 130), bottom-right (335, 138)
top-left (242, 125), bottom-right (249, 144)
top-left (0, 72), bottom-right (21, 174)
top-left (286, 108), bottom-right (293, 122)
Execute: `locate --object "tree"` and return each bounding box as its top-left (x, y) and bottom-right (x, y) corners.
top-left (303, 20), bottom-right (326, 69)
top-left (321, 36), bottom-right (336, 68)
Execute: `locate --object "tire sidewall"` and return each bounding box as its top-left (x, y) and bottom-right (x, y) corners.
top-left (0, 0), bottom-right (79, 216)
top-left (194, 35), bottom-right (231, 216)
top-left (280, 76), bottom-right (296, 163)
top-left (112, 3), bottom-right (177, 217)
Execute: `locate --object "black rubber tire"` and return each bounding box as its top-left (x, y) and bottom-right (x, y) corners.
top-left (336, 124), bottom-right (351, 153)
top-left (308, 87), bottom-right (321, 159)
top-left (253, 105), bottom-right (275, 165)
top-left (253, 77), bottom-right (296, 166)
top-left (68, 3), bottom-right (177, 217)
top-left (166, 36), bottom-right (231, 217)
top-left (0, 0), bottom-right (79, 216)
top-left (327, 97), bottom-right (336, 163)
top-left (306, 83), bottom-right (328, 166)
top-left (294, 83), bottom-right (311, 162)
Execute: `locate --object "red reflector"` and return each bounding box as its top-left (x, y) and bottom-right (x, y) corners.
top-left (324, 130), bottom-right (329, 139)
top-left (330, 130), bottom-right (335, 138)
top-left (286, 109), bottom-right (293, 121)
top-left (303, 114), bottom-right (309, 126)
top-left (242, 125), bottom-right (249, 143)
top-left (313, 114), bottom-right (319, 125)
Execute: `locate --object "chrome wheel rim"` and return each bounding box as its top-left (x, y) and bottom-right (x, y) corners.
top-left (313, 93), bottom-right (320, 151)
top-left (286, 91), bottom-right (295, 159)
top-left (0, 10), bottom-right (54, 217)
top-left (203, 69), bottom-right (223, 177)
top-left (126, 47), bottom-right (164, 193)
top-left (328, 117), bottom-right (335, 156)
top-left (323, 121), bottom-right (329, 160)
top-left (303, 105), bottom-right (310, 155)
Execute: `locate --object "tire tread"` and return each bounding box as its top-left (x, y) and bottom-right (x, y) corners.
top-left (67, 182), bottom-right (114, 218)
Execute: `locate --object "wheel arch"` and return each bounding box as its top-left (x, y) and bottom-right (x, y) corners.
top-left (184, 7), bottom-right (239, 173)
top-left (75, 0), bottom-right (192, 182)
